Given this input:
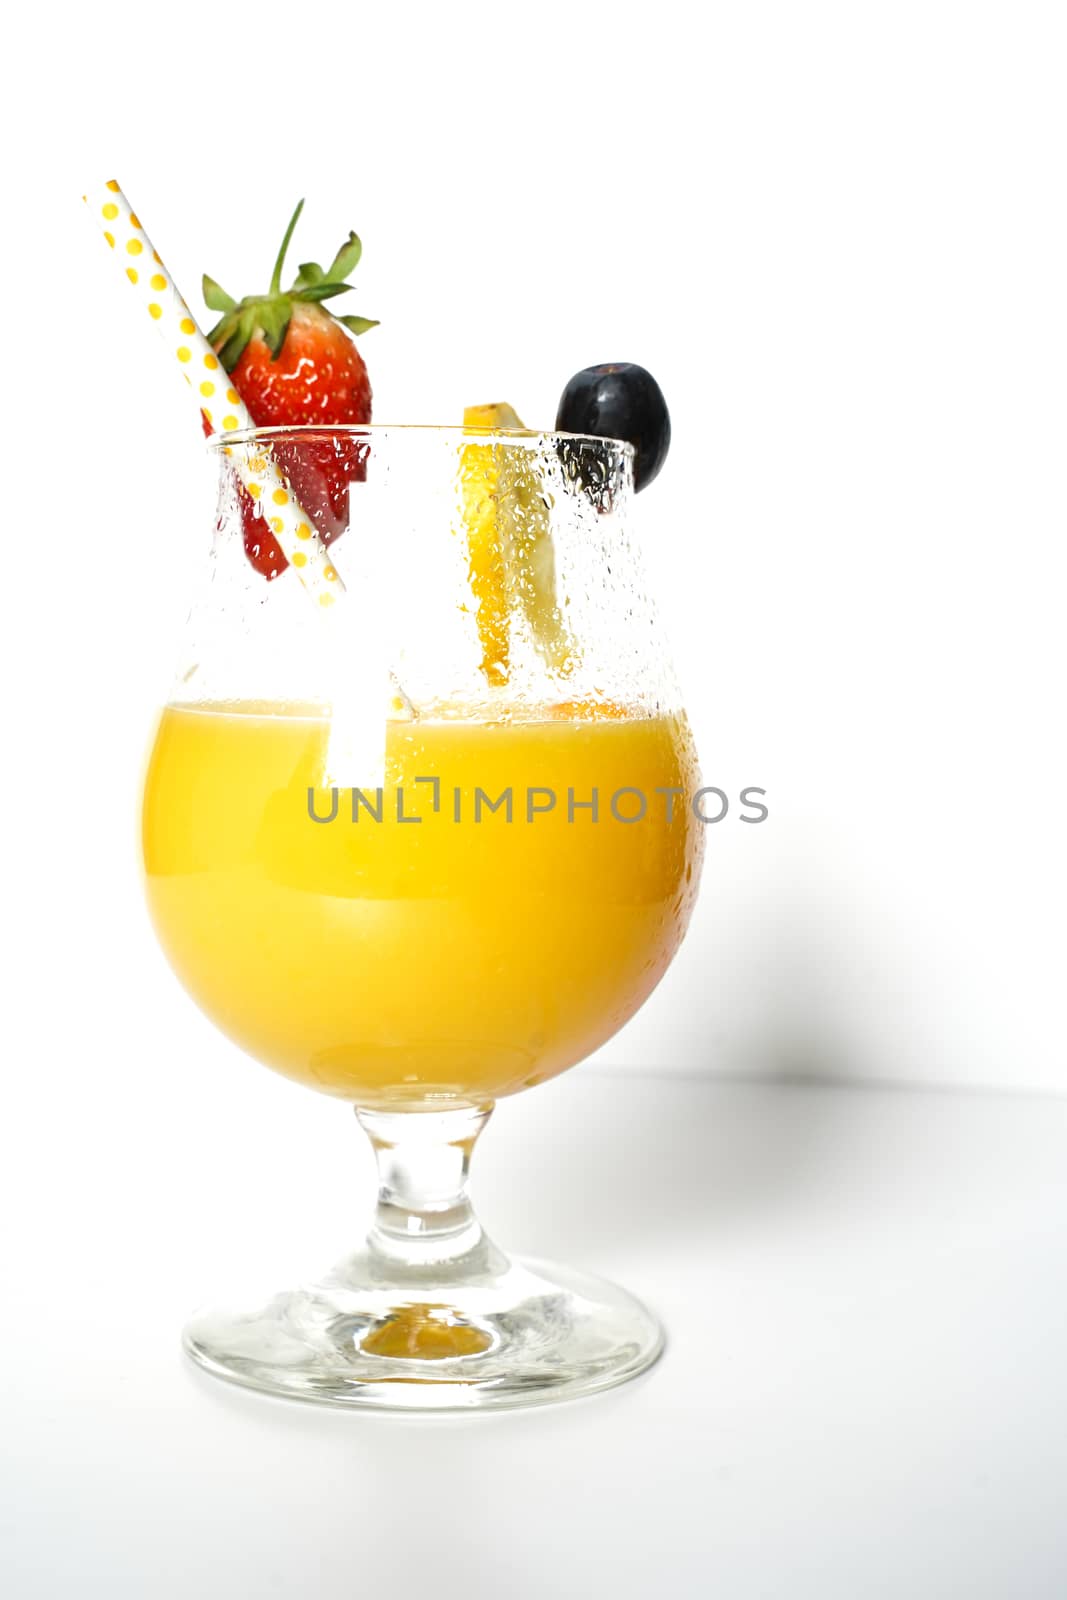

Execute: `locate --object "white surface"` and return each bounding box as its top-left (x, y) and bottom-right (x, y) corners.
top-left (3, 1), bottom-right (1067, 1095)
top-left (3, 1071), bottom-right (1066, 1598)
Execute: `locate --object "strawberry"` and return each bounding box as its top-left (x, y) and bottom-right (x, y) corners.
top-left (202, 201), bottom-right (378, 579)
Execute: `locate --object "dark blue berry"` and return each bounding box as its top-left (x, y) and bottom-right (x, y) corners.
top-left (555, 363), bottom-right (670, 491)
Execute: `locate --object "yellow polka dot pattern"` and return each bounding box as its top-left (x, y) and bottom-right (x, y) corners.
top-left (83, 178), bottom-right (347, 607)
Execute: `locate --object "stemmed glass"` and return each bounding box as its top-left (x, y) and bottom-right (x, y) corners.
top-left (142, 424), bottom-right (702, 1410)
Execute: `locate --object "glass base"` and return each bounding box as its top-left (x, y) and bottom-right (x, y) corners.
top-left (183, 1249), bottom-right (664, 1413)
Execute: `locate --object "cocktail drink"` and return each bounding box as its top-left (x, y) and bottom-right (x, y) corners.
top-left (145, 703), bottom-right (698, 1104)
top-left (142, 424), bottom-right (703, 1408)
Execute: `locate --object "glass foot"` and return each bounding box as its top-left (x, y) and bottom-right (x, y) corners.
top-left (185, 1103), bottom-right (662, 1411)
top-left (184, 1249), bottom-right (663, 1412)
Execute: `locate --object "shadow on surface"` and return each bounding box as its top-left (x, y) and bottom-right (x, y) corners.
top-left (482, 1045), bottom-right (862, 1260)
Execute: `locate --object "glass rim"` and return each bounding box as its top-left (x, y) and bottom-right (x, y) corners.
top-left (210, 423), bottom-right (635, 459)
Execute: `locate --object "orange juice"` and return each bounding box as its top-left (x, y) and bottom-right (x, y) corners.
top-left (143, 703), bottom-right (701, 1107)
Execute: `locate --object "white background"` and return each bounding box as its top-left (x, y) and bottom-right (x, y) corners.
top-left (3, 6), bottom-right (1067, 1597)
top-left (3, 1), bottom-right (1065, 1098)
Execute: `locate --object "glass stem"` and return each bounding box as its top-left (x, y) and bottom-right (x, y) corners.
top-left (355, 1104), bottom-right (494, 1271)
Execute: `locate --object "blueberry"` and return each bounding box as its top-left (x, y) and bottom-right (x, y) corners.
top-left (555, 363), bottom-right (671, 492)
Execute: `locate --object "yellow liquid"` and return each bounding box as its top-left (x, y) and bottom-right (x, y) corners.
top-left (143, 704), bottom-right (701, 1107)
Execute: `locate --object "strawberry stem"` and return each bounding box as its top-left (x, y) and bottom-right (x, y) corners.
top-left (269, 200), bottom-right (304, 296)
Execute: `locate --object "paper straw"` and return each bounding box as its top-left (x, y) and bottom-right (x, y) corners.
top-left (83, 179), bottom-right (343, 608)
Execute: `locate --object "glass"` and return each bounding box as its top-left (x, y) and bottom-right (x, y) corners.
top-left (142, 425), bottom-right (703, 1410)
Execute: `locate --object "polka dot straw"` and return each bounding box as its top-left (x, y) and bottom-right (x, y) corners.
top-left (83, 180), bottom-right (344, 608)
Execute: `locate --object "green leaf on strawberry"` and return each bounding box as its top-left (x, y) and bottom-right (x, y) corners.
top-left (202, 275), bottom-right (236, 312)
top-left (204, 199), bottom-right (378, 374)
top-left (339, 314), bottom-right (381, 335)
top-left (326, 231), bottom-right (363, 281)
top-left (257, 300), bottom-right (292, 359)
top-left (295, 282), bottom-right (355, 303)
top-left (293, 261), bottom-right (325, 289)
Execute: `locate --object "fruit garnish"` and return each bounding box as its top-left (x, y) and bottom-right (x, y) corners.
top-left (463, 401), bottom-right (526, 432)
top-left (459, 403), bottom-right (574, 687)
top-left (460, 419), bottom-right (511, 685)
top-left (201, 201), bottom-right (378, 579)
top-left (555, 363), bottom-right (670, 491)
top-left (501, 445), bottom-right (574, 675)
